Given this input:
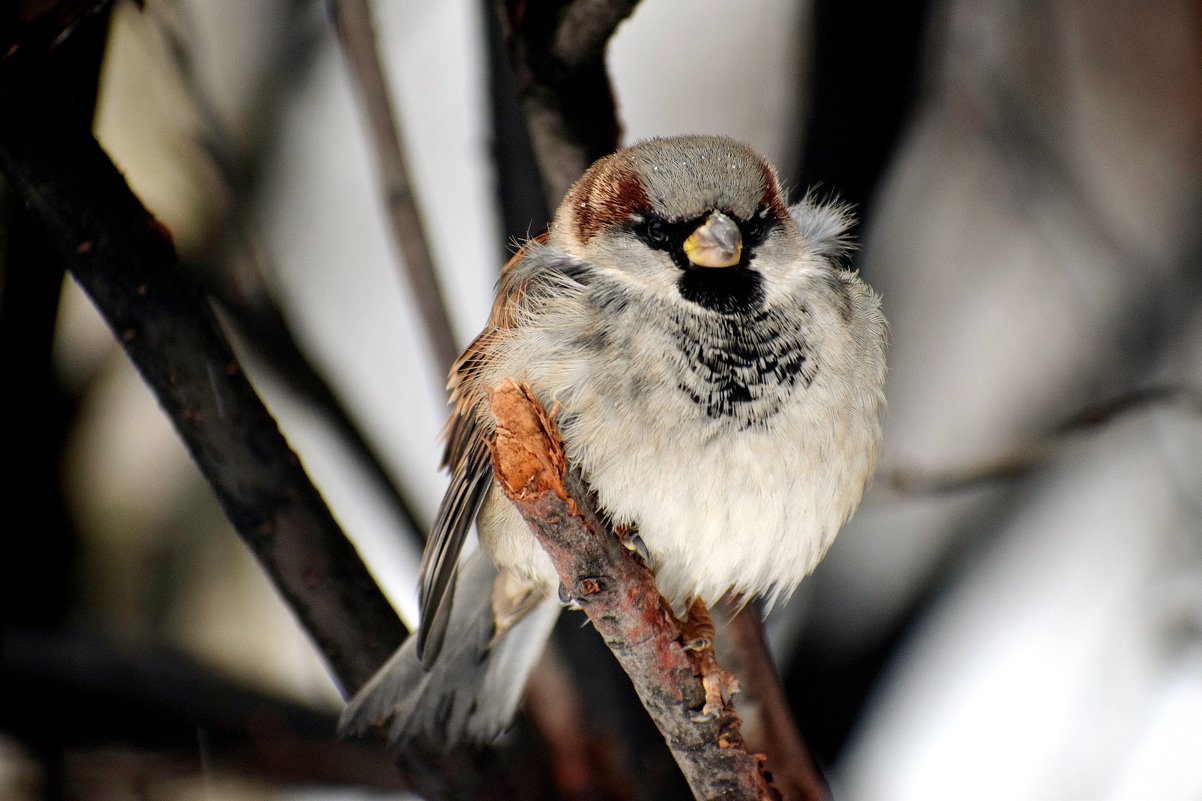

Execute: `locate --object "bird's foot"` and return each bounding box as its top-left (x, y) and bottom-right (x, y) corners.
top-left (616, 525), bottom-right (651, 566)
top-left (557, 582), bottom-right (582, 610)
top-left (680, 599), bottom-right (740, 722)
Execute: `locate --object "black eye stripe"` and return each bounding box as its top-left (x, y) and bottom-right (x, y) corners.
top-left (633, 215), bottom-right (693, 253)
top-left (631, 208), bottom-right (777, 256)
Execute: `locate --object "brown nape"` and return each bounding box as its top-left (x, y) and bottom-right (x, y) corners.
top-left (757, 160), bottom-right (791, 222)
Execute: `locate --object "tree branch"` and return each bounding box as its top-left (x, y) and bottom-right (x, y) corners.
top-left (0, 45), bottom-right (579, 801)
top-left (146, 0), bottom-right (429, 542)
top-left (0, 73), bottom-right (404, 696)
top-left (0, 627), bottom-right (402, 789)
top-left (722, 603), bottom-right (827, 801)
top-left (488, 380), bottom-right (779, 801)
top-left (329, 0), bottom-right (460, 372)
top-left (889, 384), bottom-right (1202, 494)
top-left (493, 0), bottom-right (639, 204)
top-left (549, 0), bottom-right (641, 71)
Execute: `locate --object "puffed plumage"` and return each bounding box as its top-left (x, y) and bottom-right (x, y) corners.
top-left (340, 135), bottom-right (887, 747)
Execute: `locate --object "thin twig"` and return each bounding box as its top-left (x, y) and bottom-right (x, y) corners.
top-left (329, 0), bottom-right (460, 372)
top-left (488, 380), bottom-right (779, 801)
top-left (889, 384), bottom-right (1202, 494)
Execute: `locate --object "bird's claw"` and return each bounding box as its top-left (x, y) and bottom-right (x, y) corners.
top-left (558, 582), bottom-right (581, 610)
top-left (679, 599), bottom-right (739, 723)
top-left (621, 530), bottom-right (651, 565)
top-left (691, 664), bottom-right (739, 722)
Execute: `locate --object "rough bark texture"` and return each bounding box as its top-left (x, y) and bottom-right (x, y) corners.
top-left (488, 380), bottom-right (780, 801)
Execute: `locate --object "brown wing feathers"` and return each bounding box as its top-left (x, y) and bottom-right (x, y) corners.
top-left (416, 238), bottom-right (545, 664)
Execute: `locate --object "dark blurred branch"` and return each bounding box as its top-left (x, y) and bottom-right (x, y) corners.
top-left (493, 0), bottom-right (637, 204)
top-left (146, 2), bottom-right (428, 541)
top-left (0, 0), bottom-right (113, 61)
top-left (0, 21), bottom-right (575, 801)
top-left (889, 384), bottom-right (1202, 494)
top-left (0, 0), bottom-right (110, 631)
top-left (0, 71), bottom-right (405, 696)
top-left (722, 603), bottom-right (826, 801)
top-left (523, 648), bottom-right (635, 801)
top-left (795, 0), bottom-right (929, 238)
top-left (204, 248), bottom-right (432, 537)
top-left (484, 0), bottom-right (550, 254)
top-left (549, 0), bottom-right (640, 71)
top-left (0, 627), bottom-right (401, 789)
top-left (489, 380), bottom-right (779, 801)
top-left (329, 0), bottom-right (460, 373)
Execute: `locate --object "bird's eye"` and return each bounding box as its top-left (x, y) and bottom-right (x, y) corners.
top-left (743, 208), bottom-right (774, 243)
top-left (645, 218), bottom-right (670, 247)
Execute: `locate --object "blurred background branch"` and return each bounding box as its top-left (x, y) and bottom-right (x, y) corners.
top-left (329, 0), bottom-right (460, 374)
top-left (155, 0), bottom-right (431, 545)
top-left (0, 33), bottom-right (405, 696)
top-left (492, 0), bottom-right (635, 204)
top-left (889, 384), bottom-right (1202, 494)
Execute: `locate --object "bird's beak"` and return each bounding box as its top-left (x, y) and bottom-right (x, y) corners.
top-left (683, 210), bottom-right (742, 268)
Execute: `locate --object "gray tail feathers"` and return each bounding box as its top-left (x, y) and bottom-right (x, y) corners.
top-left (338, 550), bottom-right (560, 749)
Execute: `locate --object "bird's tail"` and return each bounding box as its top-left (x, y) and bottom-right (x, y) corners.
top-left (338, 549), bottom-right (559, 749)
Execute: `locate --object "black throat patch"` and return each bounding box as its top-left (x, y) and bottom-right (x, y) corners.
top-left (670, 306), bottom-right (816, 428)
top-left (676, 267), bottom-right (765, 314)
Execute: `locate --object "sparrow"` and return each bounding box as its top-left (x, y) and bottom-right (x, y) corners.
top-left (340, 135), bottom-right (887, 747)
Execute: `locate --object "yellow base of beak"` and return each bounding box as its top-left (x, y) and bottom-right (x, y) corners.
top-left (683, 210), bottom-right (743, 268)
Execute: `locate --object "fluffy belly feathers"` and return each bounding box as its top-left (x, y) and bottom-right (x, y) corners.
top-left (477, 339), bottom-right (878, 609)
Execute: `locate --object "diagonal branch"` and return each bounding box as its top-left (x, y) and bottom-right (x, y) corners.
top-left (722, 602), bottom-right (827, 801)
top-left (145, 0), bottom-right (429, 542)
top-left (888, 384), bottom-right (1202, 494)
top-left (488, 380), bottom-right (779, 801)
top-left (0, 48), bottom-right (572, 801)
top-left (0, 73), bottom-right (404, 696)
top-left (329, 0), bottom-right (461, 373)
top-left (331, 0), bottom-right (461, 370)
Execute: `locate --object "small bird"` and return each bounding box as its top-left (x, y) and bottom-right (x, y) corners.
top-left (340, 135), bottom-right (887, 747)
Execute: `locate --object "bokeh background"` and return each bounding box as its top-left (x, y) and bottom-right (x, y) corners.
top-left (3, 0), bottom-right (1202, 799)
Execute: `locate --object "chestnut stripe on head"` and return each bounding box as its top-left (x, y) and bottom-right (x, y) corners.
top-left (566, 161), bottom-right (651, 244)
top-left (757, 159), bottom-right (791, 226)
